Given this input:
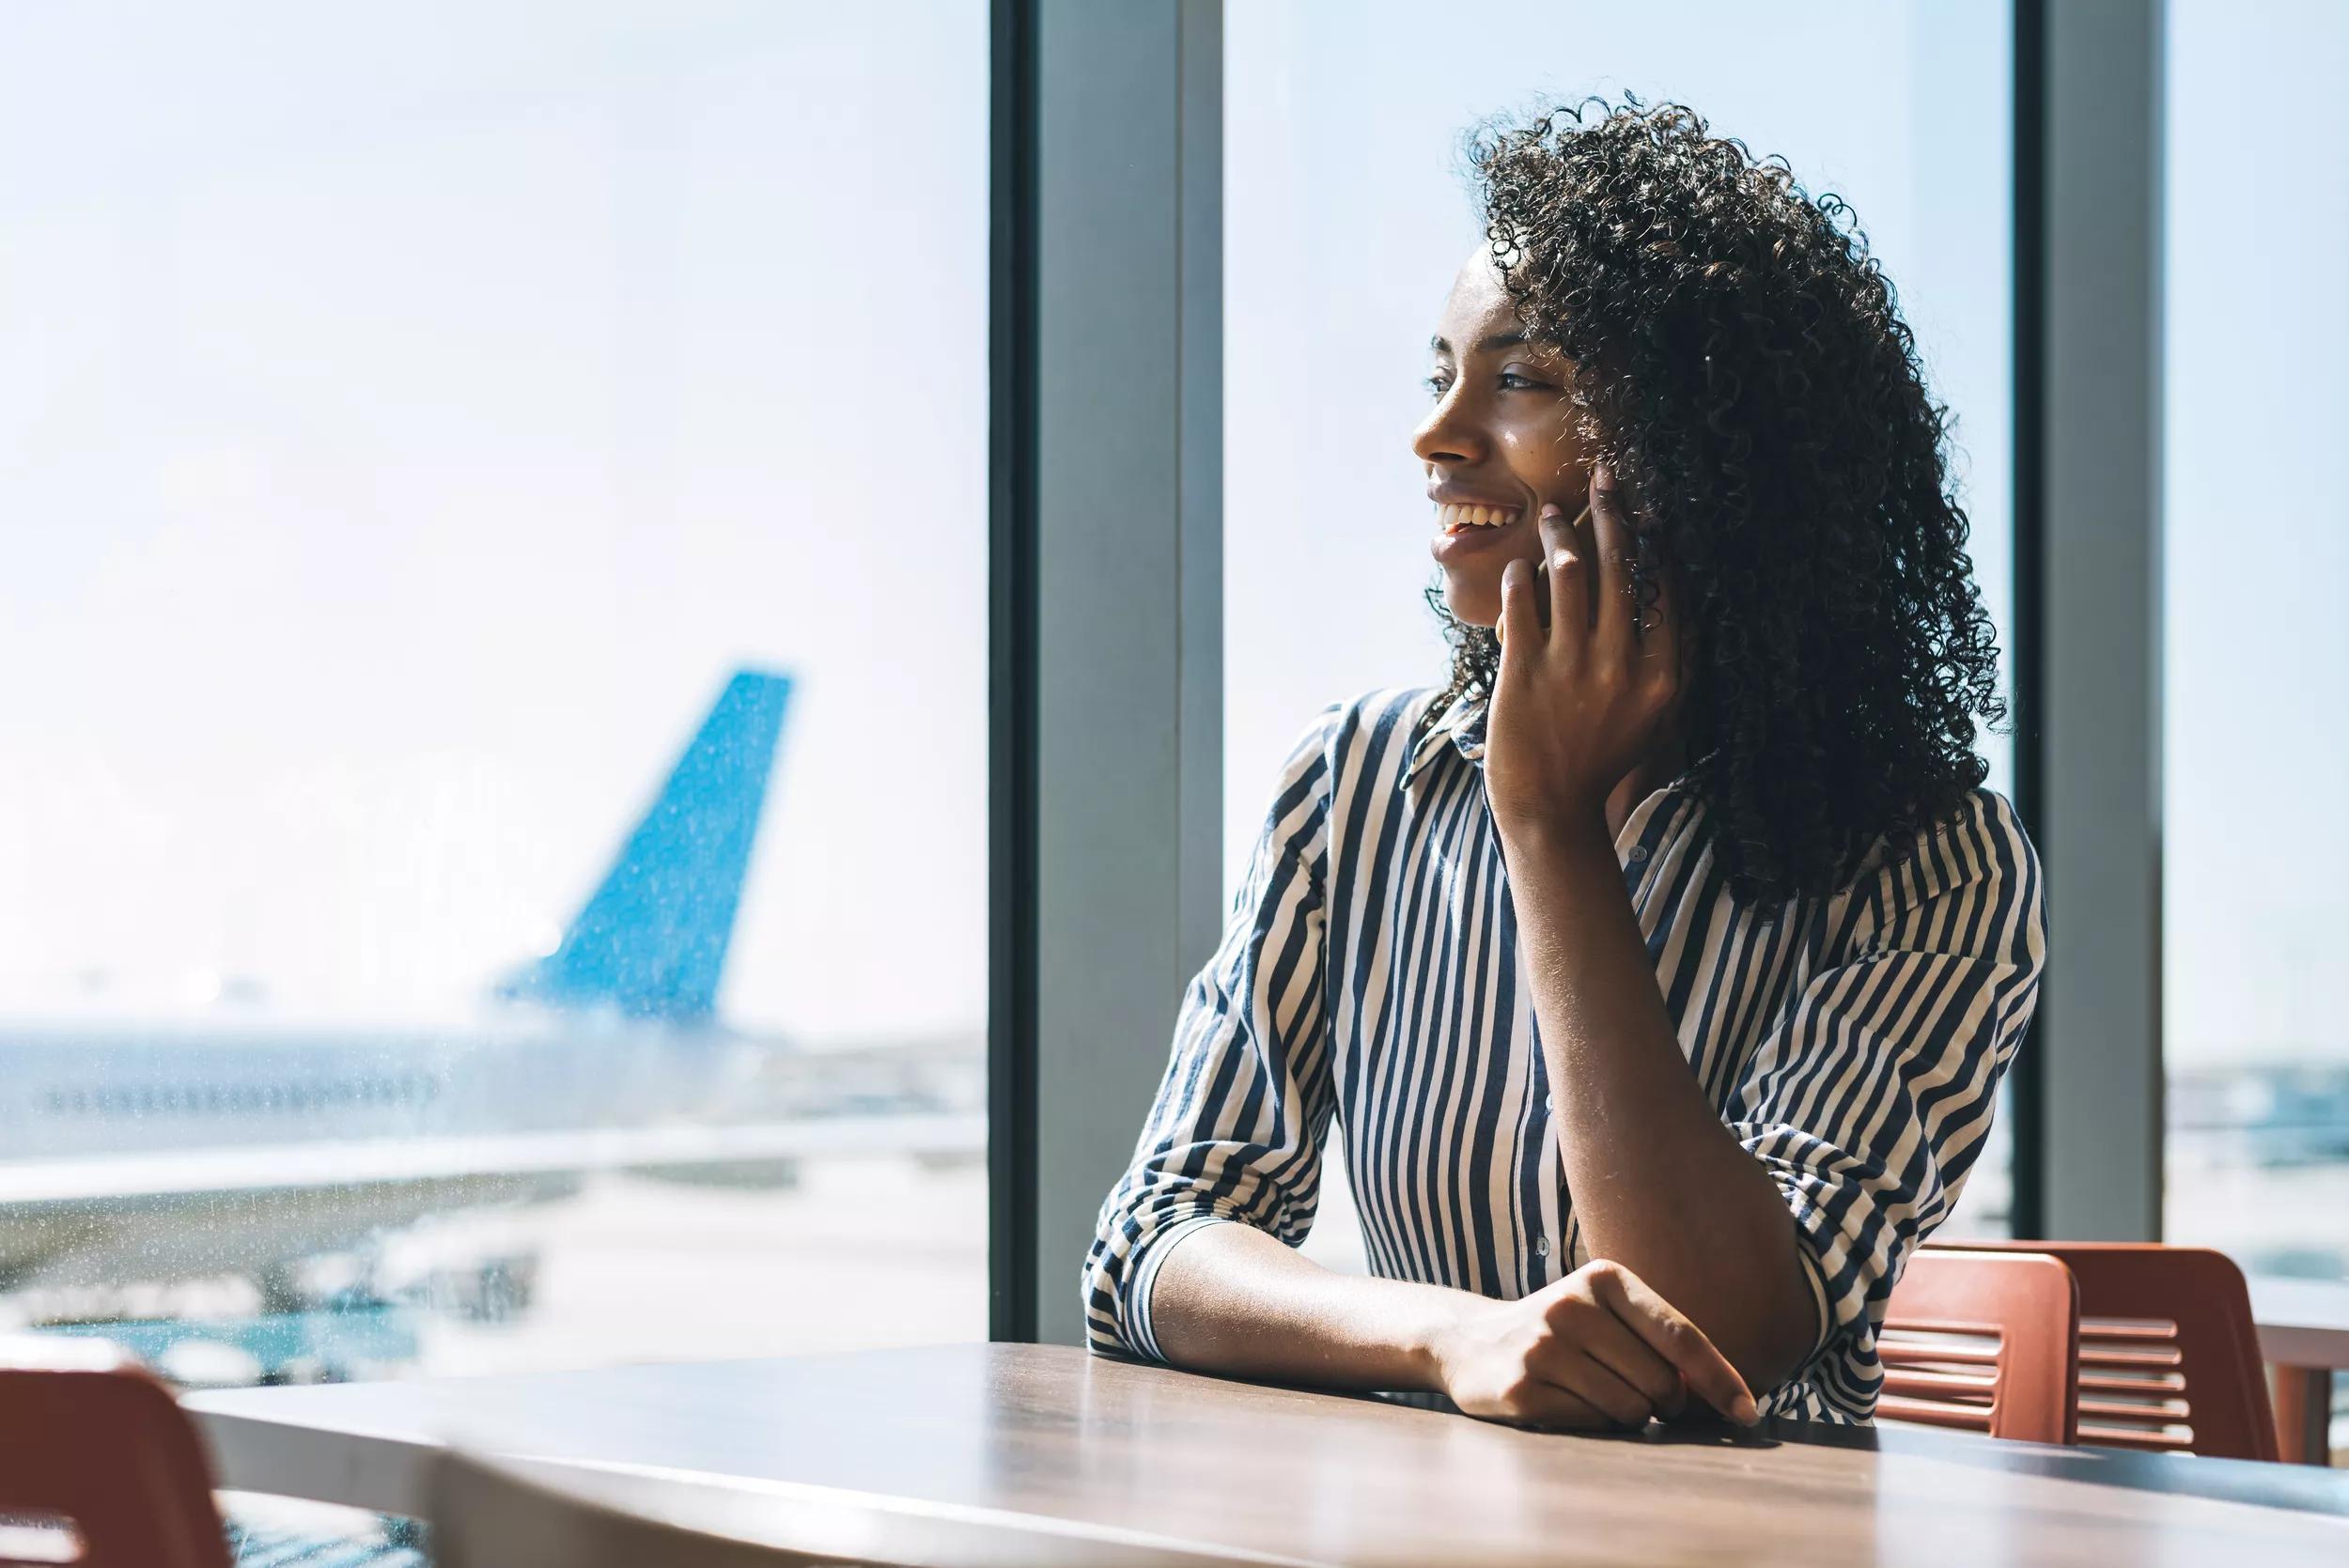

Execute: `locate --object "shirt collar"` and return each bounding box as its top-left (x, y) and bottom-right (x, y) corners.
top-left (1400, 686), bottom-right (1489, 788)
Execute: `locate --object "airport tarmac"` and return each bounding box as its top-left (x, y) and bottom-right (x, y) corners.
top-left (400, 1156), bottom-right (989, 1378)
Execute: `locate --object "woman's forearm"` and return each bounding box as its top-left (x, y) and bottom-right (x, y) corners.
top-left (1499, 814), bottom-right (1818, 1392)
top-left (1144, 1219), bottom-right (1476, 1391)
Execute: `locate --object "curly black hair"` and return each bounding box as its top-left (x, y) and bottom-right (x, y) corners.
top-left (1416, 94), bottom-right (2007, 905)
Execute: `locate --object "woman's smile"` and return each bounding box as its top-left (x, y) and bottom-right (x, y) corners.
top-left (1430, 504), bottom-right (1529, 565)
top-left (1428, 486), bottom-right (1533, 567)
top-left (1434, 500), bottom-right (1523, 533)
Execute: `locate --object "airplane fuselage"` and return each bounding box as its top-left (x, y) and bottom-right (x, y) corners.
top-left (1, 1013), bottom-right (754, 1161)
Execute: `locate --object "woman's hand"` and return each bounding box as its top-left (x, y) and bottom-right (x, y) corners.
top-left (1484, 462), bottom-right (1682, 840)
top-left (1428, 1258), bottom-right (1761, 1431)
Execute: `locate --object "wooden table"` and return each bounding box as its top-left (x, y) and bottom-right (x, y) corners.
top-left (186, 1343), bottom-right (2349, 1567)
top-left (2252, 1275), bottom-right (2349, 1466)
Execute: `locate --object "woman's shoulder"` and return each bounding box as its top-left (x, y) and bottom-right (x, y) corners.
top-left (1278, 685), bottom-right (1453, 767)
top-left (1917, 784), bottom-right (2039, 890)
top-left (1840, 784), bottom-right (2045, 952)
top-left (1351, 683), bottom-right (1460, 738)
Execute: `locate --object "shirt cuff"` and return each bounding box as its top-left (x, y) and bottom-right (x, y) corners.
top-left (1784, 1218), bottom-right (1838, 1379)
top-left (1738, 1133), bottom-right (1890, 1391)
top-left (1126, 1211), bottom-right (1237, 1363)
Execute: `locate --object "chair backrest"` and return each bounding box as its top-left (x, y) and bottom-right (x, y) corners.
top-left (1878, 1248), bottom-right (2080, 1445)
top-left (0, 1337), bottom-right (231, 1568)
top-left (431, 1451), bottom-right (866, 1568)
top-left (1937, 1241), bottom-right (2279, 1461)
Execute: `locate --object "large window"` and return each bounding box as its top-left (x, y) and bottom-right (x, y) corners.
top-left (2162, 5), bottom-right (2347, 1278)
top-left (1223, 1), bottom-right (2019, 1269)
top-left (0, 2), bottom-right (988, 1387)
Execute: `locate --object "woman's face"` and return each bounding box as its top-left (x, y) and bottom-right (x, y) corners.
top-left (1412, 245), bottom-right (1594, 629)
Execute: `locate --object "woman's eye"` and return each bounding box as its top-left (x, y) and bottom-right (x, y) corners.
top-left (1423, 369), bottom-right (1544, 398)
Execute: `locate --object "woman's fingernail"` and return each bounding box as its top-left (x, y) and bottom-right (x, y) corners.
top-left (1735, 1395), bottom-right (1760, 1425)
top-left (1540, 502), bottom-right (1563, 520)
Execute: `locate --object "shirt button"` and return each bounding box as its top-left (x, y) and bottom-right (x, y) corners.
top-left (1544, 1094), bottom-right (1555, 1113)
top-left (1534, 1236), bottom-right (1551, 1258)
top-left (1626, 845), bottom-right (1649, 862)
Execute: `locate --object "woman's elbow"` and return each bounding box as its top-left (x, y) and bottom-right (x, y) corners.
top-left (1699, 1249), bottom-right (1823, 1401)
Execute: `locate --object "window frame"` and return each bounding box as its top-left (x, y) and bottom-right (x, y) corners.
top-left (991, 0), bottom-right (2174, 1344)
top-left (2012, 0), bottom-right (2165, 1241)
top-left (990, 0), bottom-right (1225, 1343)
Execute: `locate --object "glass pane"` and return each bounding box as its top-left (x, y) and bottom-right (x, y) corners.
top-left (0, 2), bottom-right (988, 1389)
top-left (2161, 0), bottom-right (2347, 1457)
top-left (1224, 0), bottom-right (2019, 1268)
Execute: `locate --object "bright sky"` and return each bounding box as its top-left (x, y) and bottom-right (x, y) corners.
top-left (0, 2), bottom-right (2335, 1069)
top-left (2159, 0), bottom-right (2349, 1066)
top-left (0, 2), bottom-right (988, 1038)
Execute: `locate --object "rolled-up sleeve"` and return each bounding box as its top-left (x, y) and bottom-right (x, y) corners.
top-left (1080, 701), bottom-right (1344, 1362)
top-left (1725, 788), bottom-right (2046, 1419)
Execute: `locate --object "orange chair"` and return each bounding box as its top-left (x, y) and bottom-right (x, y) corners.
top-left (0, 1337), bottom-right (232, 1568)
top-left (1937, 1241), bottom-right (2280, 1461)
top-left (1878, 1247), bottom-right (2080, 1444)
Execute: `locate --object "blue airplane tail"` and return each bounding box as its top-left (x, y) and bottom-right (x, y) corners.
top-left (498, 669), bottom-right (793, 1024)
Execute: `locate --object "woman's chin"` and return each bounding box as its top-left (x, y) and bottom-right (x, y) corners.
top-left (1439, 576), bottom-right (1503, 631)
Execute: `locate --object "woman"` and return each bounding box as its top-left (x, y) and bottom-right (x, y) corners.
top-left (1081, 97), bottom-right (2045, 1429)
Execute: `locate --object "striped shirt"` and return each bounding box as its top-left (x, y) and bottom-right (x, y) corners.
top-left (1081, 682), bottom-right (2046, 1422)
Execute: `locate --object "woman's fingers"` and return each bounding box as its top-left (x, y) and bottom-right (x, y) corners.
top-left (1496, 1374), bottom-right (1613, 1432)
top-left (1589, 464), bottom-right (1636, 654)
top-left (1551, 1350), bottom-right (1662, 1427)
top-left (1498, 556), bottom-right (1541, 655)
top-left (1538, 500), bottom-right (1592, 655)
top-left (1586, 1262), bottom-right (1760, 1425)
top-left (1570, 1297), bottom-right (1690, 1419)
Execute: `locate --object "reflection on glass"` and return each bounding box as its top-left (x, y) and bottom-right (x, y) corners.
top-left (0, 2), bottom-right (988, 1393)
top-left (1224, 1), bottom-right (2018, 1259)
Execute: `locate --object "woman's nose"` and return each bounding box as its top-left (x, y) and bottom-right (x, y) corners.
top-left (1411, 394), bottom-right (1486, 467)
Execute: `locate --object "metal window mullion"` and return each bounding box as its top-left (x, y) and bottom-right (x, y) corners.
top-left (994, 0), bottom-right (1223, 1346)
top-left (2030, 0), bottom-right (2164, 1242)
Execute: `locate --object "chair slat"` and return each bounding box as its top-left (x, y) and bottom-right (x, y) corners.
top-left (2079, 1318), bottom-right (2180, 1341)
top-left (2079, 1423), bottom-right (2196, 1452)
top-left (2075, 1345), bottom-right (2184, 1369)
top-left (2077, 1397), bottom-right (2192, 1422)
top-left (2077, 1371), bottom-right (2186, 1396)
top-left (1880, 1341), bottom-right (2002, 1368)
top-left (1877, 1396), bottom-right (1994, 1433)
top-left (1883, 1371), bottom-right (1999, 1400)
